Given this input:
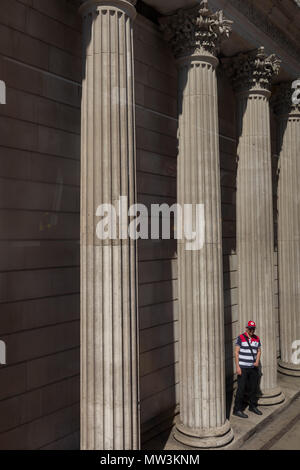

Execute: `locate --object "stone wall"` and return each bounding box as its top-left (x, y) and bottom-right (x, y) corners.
top-left (0, 0), bottom-right (281, 449)
top-left (134, 15), bottom-right (179, 440)
top-left (0, 0), bottom-right (81, 449)
top-left (137, 16), bottom-right (281, 444)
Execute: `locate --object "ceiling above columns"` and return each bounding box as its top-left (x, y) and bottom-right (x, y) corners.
top-left (142, 0), bottom-right (197, 14)
top-left (142, 0), bottom-right (299, 16)
top-left (72, 0), bottom-right (300, 78)
top-left (141, 0), bottom-right (300, 79)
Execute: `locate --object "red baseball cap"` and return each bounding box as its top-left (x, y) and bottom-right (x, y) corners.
top-left (246, 320), bottom-right (256, 328)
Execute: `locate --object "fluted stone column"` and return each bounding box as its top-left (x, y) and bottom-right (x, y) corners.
top-left (226, 48), bottom-right (285, 405)
top-left (273, 83), bottom-right (300, 377)
top-left (160, 2), bottom-right (234, 448)
top-left (80, 0), bottom-right (140, 449)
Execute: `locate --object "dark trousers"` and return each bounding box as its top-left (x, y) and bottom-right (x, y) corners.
top-left (234, 367), bottom-right (259, 411)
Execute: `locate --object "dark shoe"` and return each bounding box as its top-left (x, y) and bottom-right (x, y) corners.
top-left (233, 410), bottom-right (248, 418)
top-left (249, 406), bottom-right (262, 416)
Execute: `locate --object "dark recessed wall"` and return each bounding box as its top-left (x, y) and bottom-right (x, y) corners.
top-left (0, 0), bottom-right (281, 450)
top-left (0, 0), bottom-right (81, 450)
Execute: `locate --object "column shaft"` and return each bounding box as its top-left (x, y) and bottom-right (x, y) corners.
top-left (80, 0), bottom-right (139, 449)
top-left (275, 84), bottom-right (300, 376)
top-left (236, 91), bottom-right (278, 395)
top-left (228, 48), bottom-right (284, 405)
top-left (176, 58), bottom-right (232, 447)
top-left (160, 2), bottom-right (234, 448)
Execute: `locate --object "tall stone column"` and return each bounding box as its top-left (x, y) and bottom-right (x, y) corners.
top-left (79, 0), bottom-right (140, 449)
top-left (226, 48), bottom-right (284, 404)
top-left (160, 2), bottom-right (234, 448)
top-left (273, 83), bottom-right (300, 377)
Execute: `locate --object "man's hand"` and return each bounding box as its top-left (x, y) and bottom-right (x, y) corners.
top-left (255, 349), bottom-right (261, 368)
top-left (235, 345), bottom-right (241, 376)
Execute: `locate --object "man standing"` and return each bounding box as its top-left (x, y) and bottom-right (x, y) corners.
top-left (233, 321), bottom-right (263, 418)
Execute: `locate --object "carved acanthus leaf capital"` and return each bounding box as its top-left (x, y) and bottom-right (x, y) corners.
top-left (159, 0), bottom-right (232, 60)
top-left (272, 81), bottom-right (300, 117)
top-left (224, 47), bottom-right (281, 93)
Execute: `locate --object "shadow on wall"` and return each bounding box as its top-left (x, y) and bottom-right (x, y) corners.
top-left (133, 6), bottom-right (179, 448)
top-left (139, 59), bottom-right (240, 441)
top-left (0, 0), bottom-right (81, 449)
top-left (217, 67), bottom-right (237, 419)
top-left (137, 154), bottom-right (178, 447)
top-left (270, 85), bottom-right (290, 366)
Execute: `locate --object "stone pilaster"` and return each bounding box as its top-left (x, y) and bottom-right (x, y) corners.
top-left (225, 48), bottom-right (285, 404)
top-left (80, 0), bottom-right (140, 449)
top-left (160, 1), bottom-right (234, 448)
top-left (273, 82), bottom-right (300, 377)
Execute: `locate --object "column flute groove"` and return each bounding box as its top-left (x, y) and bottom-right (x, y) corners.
top-left (79, 0), bottom-right (140, 450)
top-left (160, 1), bottom-right (234, 447)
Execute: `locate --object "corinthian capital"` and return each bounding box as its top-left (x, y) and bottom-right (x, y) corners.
top-left (224, 47), bottom-right (281, 93)
top-left (272, 81), bottom-right (300, 117)
top-left (159, 0), bottom-right (232, 60)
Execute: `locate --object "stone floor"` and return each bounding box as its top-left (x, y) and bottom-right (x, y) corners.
top-left (239, 395), bottom-right (300, 449)
top-left (143, 373), bottom-right (300, 450)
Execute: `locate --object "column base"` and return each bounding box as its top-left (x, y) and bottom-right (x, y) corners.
top-left (257, 386), bottom-right (285, 406)
top-left (278, 360), bottom-right (300, 377)
top-left (174, 419), bottom-right (234, 449)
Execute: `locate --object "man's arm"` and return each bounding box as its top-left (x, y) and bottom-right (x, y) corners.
top-left (235, 345), bottom-right (242, 376)
top-left (254, 348), bottom-right (261, 368)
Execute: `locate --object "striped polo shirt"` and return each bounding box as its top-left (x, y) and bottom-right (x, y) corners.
top-left (236, 333), bottom-right (261, 368)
